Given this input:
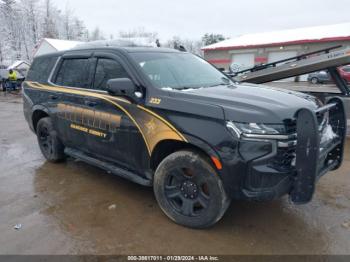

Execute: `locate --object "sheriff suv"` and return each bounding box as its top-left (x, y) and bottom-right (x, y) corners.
top-left (23, 41), bottom-right (347, 228)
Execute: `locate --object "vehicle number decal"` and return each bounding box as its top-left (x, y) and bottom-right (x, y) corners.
top-left (149, 97), bottom-right (161, 105)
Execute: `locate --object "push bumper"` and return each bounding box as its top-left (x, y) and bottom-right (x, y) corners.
top-left (239, 98), bottom-right (347, 203)
top-left (290, 97), bottom-right (347, 204)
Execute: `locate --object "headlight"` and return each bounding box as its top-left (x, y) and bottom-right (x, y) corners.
top-left (226, 121), bottom-right (285, 136)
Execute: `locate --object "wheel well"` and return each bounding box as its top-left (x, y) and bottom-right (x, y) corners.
top-left (32, 110), bottom-right (49, 132)
top-left (150, 140), bottom-right (216, 171)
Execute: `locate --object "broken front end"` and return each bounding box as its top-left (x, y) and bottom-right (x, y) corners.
top-left (226, 97), bottom-right (347, 203)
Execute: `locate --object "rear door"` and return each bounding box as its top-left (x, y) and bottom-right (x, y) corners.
top-left (51, 54), bottom-right (95, 153)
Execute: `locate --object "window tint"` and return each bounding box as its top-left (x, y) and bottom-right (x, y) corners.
top-left (93, 58), bottom-right (129, 90)
top-left (54, 58), bottom-right (92, 88)
top-left (27, 56), bottom-right (58, 82)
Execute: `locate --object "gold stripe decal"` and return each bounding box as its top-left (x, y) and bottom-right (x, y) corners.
top-left (25, 81), bottom-right (187, 155)
top-left (137, 105), bottom-right (188, 142)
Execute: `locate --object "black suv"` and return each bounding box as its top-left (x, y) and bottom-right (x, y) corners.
top-left (23, 42), bottom-right (347, 228)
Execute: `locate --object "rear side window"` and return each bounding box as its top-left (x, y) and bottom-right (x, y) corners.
top-left (26, 56), bottom-right (58, 82)
top-left (54, 58), bottom-right (92, 88)
top-left (93, 58), bottom-right (129, 90)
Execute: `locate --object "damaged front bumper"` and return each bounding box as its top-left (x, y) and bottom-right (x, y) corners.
top-left (239, 97), bottom-right (347, 203)
top-left (290, 97), bottom-right (347, 204)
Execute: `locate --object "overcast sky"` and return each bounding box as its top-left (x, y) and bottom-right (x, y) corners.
top-left (53, 0), bottom-right (350, 41)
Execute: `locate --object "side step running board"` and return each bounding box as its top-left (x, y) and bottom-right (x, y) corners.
top-left (64, 148), bottom-right (152, 186)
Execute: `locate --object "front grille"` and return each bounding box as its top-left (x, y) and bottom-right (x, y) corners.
top-left (284, 120), bottom-right (296, 134)
top-left (270, 146), bottom-right (296, 171)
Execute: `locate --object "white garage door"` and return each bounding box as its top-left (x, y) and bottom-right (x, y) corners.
top-left (232, 53), bottom-right (255, 70)
top-left (268, 51), bottom-right (297, 64)
top-left (268, 51), bottom-right (308, 82)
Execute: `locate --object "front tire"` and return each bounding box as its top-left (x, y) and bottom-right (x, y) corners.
top-left (36, 117), bottom-right (65, 162)
top-left (153, 150), bottom-right (231, 228)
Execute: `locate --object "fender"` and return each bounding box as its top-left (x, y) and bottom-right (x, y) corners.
top-left (180, 133), bottom-right (223, 171)
top-left (30, 104), bottom-right (52, 132)
top-left (31, 104), bottom-right (51, 116)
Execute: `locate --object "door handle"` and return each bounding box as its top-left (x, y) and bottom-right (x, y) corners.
top-left (85, 101), bottom-right (98, 107)
top-left (49, 95), bottom-right (58, 100)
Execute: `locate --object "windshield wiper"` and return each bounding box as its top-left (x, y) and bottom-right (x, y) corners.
top-left (176, 86), bottom-right (201, 90)
top-left (207, 77), bottom-right (235, 88)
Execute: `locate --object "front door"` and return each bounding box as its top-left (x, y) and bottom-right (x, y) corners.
top-left (85, 55), bottom-right (148, 172)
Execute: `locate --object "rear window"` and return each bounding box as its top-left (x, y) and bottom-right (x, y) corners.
top-left (26, 56), bottom-right (58, 82)
top-left (54, 58), bottom-right (92, 88)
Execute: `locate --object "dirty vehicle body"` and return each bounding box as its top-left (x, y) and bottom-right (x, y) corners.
top-left (23, 42), bottom-right (347, 228)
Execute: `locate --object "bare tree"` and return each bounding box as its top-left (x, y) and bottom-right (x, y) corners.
top-left (42, 0), bottom-right (58, 38)
top-left (90, 27), bottom-right (105, 41)
top-left (21, 0), bottom-right (39, 44)
top-left (165, 36), bottom-right (203, 56)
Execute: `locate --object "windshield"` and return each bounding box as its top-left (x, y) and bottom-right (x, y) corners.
top-left (131, 52), bottom-right (233, 89)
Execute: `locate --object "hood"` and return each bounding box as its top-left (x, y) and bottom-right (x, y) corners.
top-left (170, 83), bottom-right (321, 123)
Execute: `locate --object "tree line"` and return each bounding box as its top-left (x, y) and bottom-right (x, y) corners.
top-left (0, 0), bottom-right (226, 66)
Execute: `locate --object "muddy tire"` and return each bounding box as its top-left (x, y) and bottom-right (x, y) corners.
top-left (153, 150), bottom-right (231, 228)
top-left (36, 117), bottom-right (65, 162)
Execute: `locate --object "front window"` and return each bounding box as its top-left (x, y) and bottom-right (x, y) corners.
top-left (93, 58), bottom-right (129, 90)
top-left (131, 52), bottom-right (233, 89)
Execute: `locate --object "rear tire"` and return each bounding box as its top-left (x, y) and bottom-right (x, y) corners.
top-left (36, 117), bottom-right (65, 162)
top-left (153, 150), bottom-right (231, 228)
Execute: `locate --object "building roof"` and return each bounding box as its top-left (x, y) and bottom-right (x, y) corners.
top-left (202, 22), bottom-right (350, 51)
top-left (7, 60), bottom-right (30, 70)
top-left (44, 38), bottom-right (83, 51)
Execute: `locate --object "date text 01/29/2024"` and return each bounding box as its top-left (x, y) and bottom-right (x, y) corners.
top-left (127, 255), bottom-right (219, 261)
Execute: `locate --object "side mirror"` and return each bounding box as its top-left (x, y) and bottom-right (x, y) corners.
top-left (106, 78), bottom-right (141, 100)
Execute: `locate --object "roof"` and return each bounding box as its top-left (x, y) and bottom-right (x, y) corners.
top-left (202, 22), bottom-right (350, 51)
top-left (72, 38), bottom-right (158, 50)
top-left (72, 40), bottom-right (177, 53)
top-left (7, 60), bottom-right (30, 69)
top-left (44, 38), bottom-right (83, 51)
